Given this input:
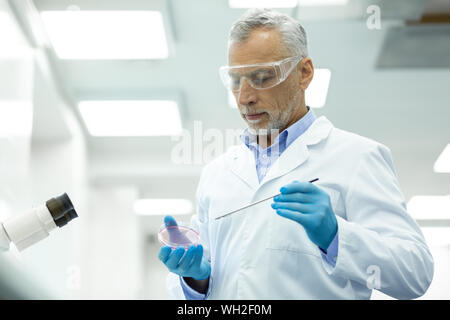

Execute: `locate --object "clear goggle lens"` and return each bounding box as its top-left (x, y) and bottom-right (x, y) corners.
top-left (219, 56), bottom-right (302, 92)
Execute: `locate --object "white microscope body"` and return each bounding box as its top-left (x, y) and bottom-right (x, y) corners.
top-left (0, 193), bottom-right (78, 252)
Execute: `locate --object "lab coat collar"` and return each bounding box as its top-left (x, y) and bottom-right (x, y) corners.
top-left (229, 116), bottom-right (333, 190)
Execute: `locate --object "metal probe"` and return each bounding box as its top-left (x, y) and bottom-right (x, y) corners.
top-left (215, 178), bottom-right (319, 220)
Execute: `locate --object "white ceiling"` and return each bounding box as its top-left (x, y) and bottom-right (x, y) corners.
top-left (11, 0), bottom-right (450, 201)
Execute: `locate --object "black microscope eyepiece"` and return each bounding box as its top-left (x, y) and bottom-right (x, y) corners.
top-left (45, 193), bottom-right (78, 228)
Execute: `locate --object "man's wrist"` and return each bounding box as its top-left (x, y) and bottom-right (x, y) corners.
top-left (184, 276), bottom-right (210, 294)
top-left (321, 221), bottom-right (338, 251)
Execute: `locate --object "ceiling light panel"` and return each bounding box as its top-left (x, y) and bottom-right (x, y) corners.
top-left (134, 199), bottom-right (193, 216)
top-left (299, 0), bottom-right (348, 6)
top-left (40, 10), bottom-right (169, 59)
top-left (229, 0), bottom-right (298, 8)
top-left (407, 195), bottom-right (450, 220)
top-left (78, 100), bottom-right (182, 136)
top-left (306, 68), bottom-right (331, 108)
top-left (434, 144), bottom-right (450, 173)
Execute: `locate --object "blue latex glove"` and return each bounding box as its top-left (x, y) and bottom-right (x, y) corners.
top-left (158, 215), bottom-right (211, 280)
top-left (271, 181), bottom-right (338, 252)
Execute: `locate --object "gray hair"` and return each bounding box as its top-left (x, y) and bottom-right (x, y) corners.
top-left (228, 8), bottom-right (308, 58)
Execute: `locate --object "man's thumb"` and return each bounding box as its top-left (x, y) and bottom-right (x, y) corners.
top-left (164, 215), bottom-right (178, 227)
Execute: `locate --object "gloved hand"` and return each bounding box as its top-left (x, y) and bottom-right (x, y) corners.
top-left (158, 215), bottom-right (211, 280)
top-left (271, 181), bottom-right (338, 252)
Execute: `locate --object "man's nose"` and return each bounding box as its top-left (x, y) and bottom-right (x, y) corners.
top-left (237, 78), bottom-right (257, 106)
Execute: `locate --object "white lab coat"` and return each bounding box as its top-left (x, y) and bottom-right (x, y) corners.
top-left (167, 116), bottom-right (434, 299)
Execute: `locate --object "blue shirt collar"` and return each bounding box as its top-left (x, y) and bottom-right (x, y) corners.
top-left (240, 106), bottom-right (316, 152)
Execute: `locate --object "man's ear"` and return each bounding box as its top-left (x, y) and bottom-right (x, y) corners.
top-left (298, 57), bottom-right (314, 90)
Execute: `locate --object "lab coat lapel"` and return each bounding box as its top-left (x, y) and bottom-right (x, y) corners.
top-left (260, 116), bottom-right (334, 185)
top-left (229, 144), bottom-right (260, 190)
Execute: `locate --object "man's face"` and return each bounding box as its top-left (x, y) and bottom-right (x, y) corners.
top-left (228, 28), bottom-right (307, 134)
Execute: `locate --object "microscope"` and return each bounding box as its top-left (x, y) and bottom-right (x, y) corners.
top-left (0, 193), bottom-right (78, 252)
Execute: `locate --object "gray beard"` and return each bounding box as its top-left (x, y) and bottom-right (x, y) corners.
top-left (246, 90), bottom-right (301, 135)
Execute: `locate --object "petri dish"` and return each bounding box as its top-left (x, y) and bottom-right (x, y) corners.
top-left (158, 223), bottom-right (200, 249)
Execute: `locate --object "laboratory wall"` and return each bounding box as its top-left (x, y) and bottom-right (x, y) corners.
top-left (0, 0), bottom-right (38, 298)
top-left (0, 0), bottom-right (449, 301)
top-left (0, 0), bottom-right (88, 298)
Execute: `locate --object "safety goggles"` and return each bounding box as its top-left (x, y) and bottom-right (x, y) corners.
top-left (219, 56), bottom-right (303, 92)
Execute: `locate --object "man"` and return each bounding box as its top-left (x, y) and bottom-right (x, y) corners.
top-left (158, 9), bottom-right (434, 299)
